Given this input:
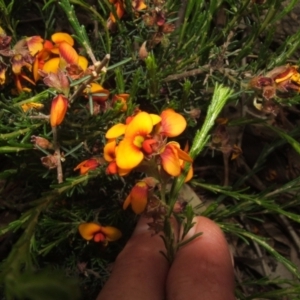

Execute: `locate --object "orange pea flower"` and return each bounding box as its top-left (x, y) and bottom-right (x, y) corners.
top-left (78, 222), bottom-right (122, 245)
top-left (50, 94), bottom-right (68, 127)
top-left (84, 83), bottom-right (110, 103)
top-left (74, 158), bottom-right (100, 175)
top-left (123, 181), bottom-right (149, 214)
top-left (116, 112), bottom-right (161, 170)
top-left (160, 141), bottom-right (193, 177)
top-left (109, 0), bottom-right (125, 22)
top-left (42, 32), bottom-right (87, 75)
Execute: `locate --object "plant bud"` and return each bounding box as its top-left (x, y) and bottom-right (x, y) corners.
top-left (50, 94), bottom-right (68, 127)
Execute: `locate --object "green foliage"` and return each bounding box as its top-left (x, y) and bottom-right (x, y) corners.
top-left (1, 0), bottom-right (300, 299)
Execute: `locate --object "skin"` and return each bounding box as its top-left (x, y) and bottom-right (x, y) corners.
top-left (97, 216), bottom-right (235, 300)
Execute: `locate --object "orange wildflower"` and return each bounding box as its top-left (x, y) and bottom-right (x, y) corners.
top-left (50, 94), bottom-right (68, 127)
top-left (160, 141), bottom-right (192, 177)
top-left (84, 83), bottom-right (110, 103)
top-left (109, 0), bottom-right (125, 22)
top-left (42, 33), bottom-right (87, 75)
top-left (74, 158), bottom-right (100, 175)
top-left (78, 222), bottom-right (122, 245)
top-left (116, 112), bottom-right (161, 170)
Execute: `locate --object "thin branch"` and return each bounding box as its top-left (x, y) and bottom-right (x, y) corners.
top-left (69, 54), bottom-right (110, 103)
top-left (52, 126), bottom-right (63, 184)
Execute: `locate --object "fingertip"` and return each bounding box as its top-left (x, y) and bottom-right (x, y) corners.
top-left (167, 216), bottom-right (235, 300)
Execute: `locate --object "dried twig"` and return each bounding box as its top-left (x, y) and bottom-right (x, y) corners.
top-left (52, 126), bottom-right (63, 184)
top-left (69, 54), bottom-right (110, 103)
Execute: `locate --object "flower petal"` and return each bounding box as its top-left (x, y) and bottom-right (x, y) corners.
top-left (74, 158), bottom-right (99, 175)
top-left (150, 113), bottom-right (162, 126)
top-left (51, 32), bottom-right (74, 46)
top-left (78, 55), bottom-right (88, 71)
top-left (105, 123), bottom-right (127, 139)
top-left (160, 109), bottom-right (186, 137)
top-left (78, 222), bottom-right (102, 241)
top-left (84, 83), bottom-right (110, 102)
top-left (104, 139), bottom-right (117, 162)
top-left (59, 41), bottom-right (78, 65)
top-left (160, 143), bottom-right (181, 176)
top-left (101, 226), bottom-right (122, 241)
top-left (184, 164), bottom-right (193, 182)
top-left (21, 102), bottom-right (44, 112)
top-left (26, 36), bottom-right (44, 56)
top-left (123, 181), bottom-right (148, 214)
top-left (116, 138), bottom-right (144, 169)
top-left (125, 112), bottom-right (154, 138)
top-left (43, 57), bottom-right (60, 74)
top-left (177, 146), bottom-right (193, 162)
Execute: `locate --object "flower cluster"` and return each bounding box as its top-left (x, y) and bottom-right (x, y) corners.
top-left (104, 108), bottom-right (192, 177)
top-left (102, 108), bottom-right (193, 214)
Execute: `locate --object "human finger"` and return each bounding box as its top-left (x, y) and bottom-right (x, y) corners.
top-left (97, 216), bottom-right (169, 300)
top-left (166, 216), bottom-right (235, 300)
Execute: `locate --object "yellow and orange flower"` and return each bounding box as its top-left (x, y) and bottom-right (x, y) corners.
top-left (84, 83), bottom-right (110, 103)
top-left (42, 32), bottom-right (87, 75)
top-left (50, 94), bottom-right (68, 127)
top-left (159, 141), bottom-right (192, 177)
top-left (74, 158), bottom-right (100, 175)
top-left (78, 222), bottom-right (122, 245)
top-left (109, 0), bottom-right (125, 22)
top-left (123, 181), bottom-right (149, 214)
top-left (115, 112), bottom-right (161, 170)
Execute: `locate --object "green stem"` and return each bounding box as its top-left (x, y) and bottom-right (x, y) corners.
top-left (168, 84), bottom-right (233, 213)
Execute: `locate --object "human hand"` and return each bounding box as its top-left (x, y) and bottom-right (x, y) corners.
top-left (97, 216), bottom-right (235, 300)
